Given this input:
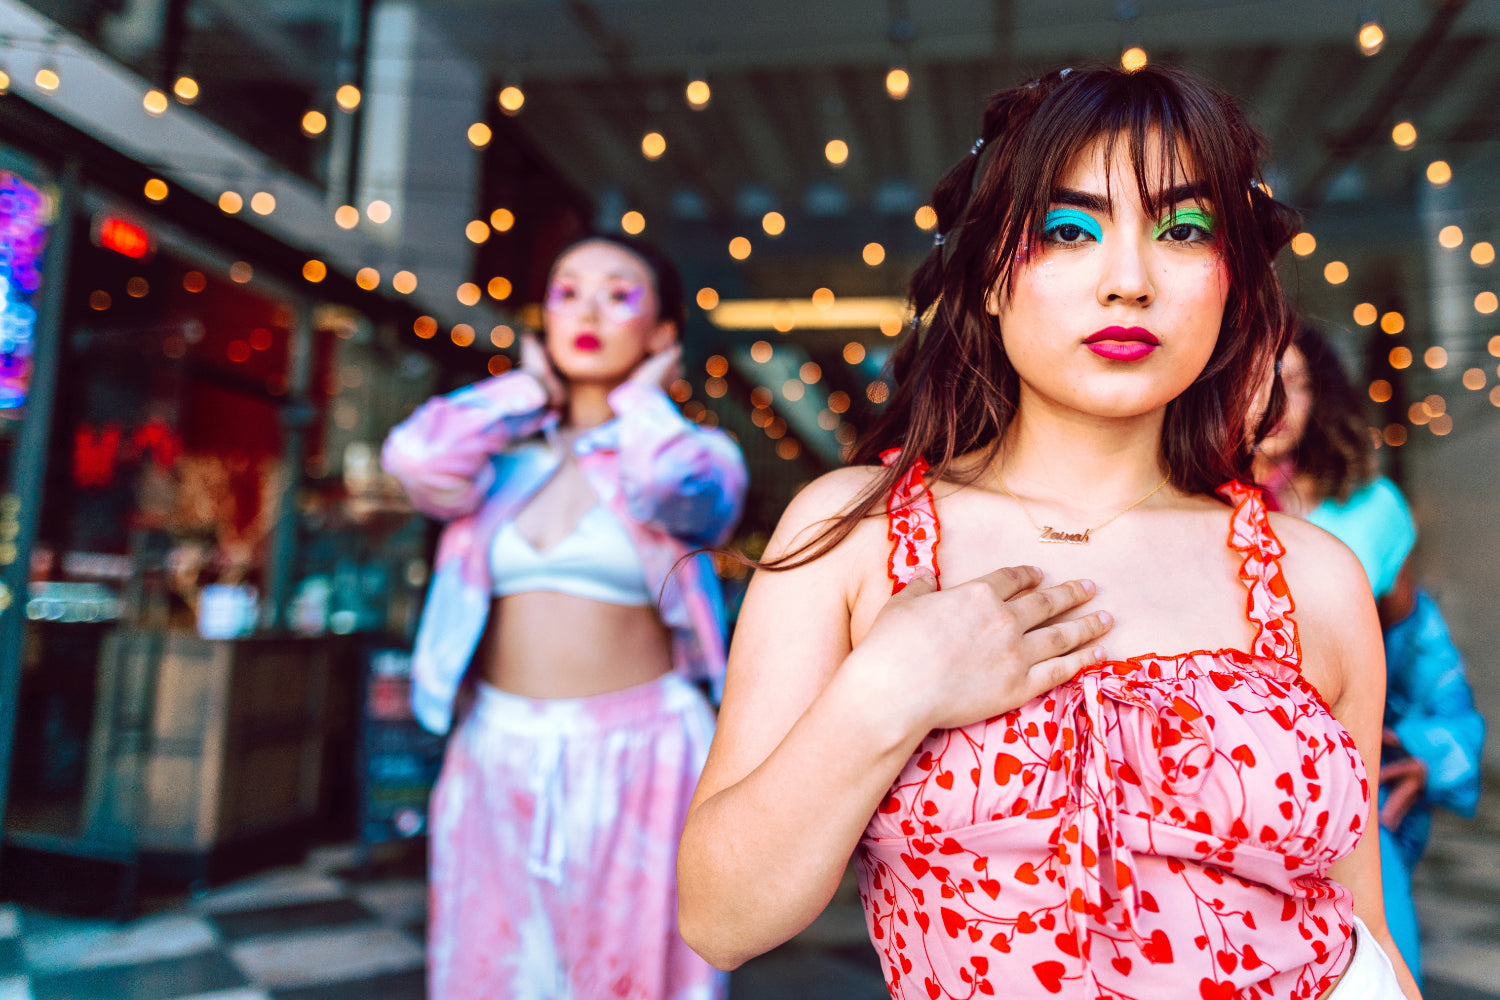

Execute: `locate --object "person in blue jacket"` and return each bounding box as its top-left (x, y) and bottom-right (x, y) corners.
top-left (1253, 323), bottom-right (1486, 984)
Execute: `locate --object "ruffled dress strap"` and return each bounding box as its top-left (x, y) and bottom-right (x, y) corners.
top-left (1218, 480), bottom-right (1302, 670)
top-left (881, 449), bottom-right (941, 594)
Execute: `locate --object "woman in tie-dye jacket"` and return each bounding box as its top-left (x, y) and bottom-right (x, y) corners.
top-left (382, 233), bottom-right (746, 1000)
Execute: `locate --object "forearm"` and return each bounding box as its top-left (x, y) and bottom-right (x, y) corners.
top-left (678, 652), bottom-right (924, 969)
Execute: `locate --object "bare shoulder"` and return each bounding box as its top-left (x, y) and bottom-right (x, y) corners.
top-left (1267, 511), bottom-right (1381, 703)
top-left (763, 464), bottom-right (889, 562)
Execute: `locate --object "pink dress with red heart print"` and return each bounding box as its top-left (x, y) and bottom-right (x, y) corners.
top-left (857, 455), bottom-right (1369, 1000)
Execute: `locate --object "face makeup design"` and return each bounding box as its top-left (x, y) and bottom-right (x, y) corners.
top-left (1042, 207), bottom-right (1105, 246)
top-left (1151, 206), bottom-right (1217, 245)
top-left (1083, 325), bottom-right (1160, 361)
top-left (545, 280), bottom-right (651, 324)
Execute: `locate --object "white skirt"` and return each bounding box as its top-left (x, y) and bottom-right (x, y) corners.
top-left (1328, 915), bottom-right (1405, 998)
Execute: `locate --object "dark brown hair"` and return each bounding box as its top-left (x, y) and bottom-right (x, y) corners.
top-left (1285, 324), bottom-right (1376, 502)
top-left (769, 64), bottom-right (1300, 569)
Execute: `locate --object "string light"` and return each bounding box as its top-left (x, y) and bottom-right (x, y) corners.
top-left (451, 324), bottom-right (476, 347)
top-left (457, 282), bottom-right (481, 306)
top-left (843, 342), bottom-right (866, 364)
top-left (1439, 225), bottom-right (1464, 249)
top-left (729, 236), bottom-right (752, 260)
top-left (1476, 291), bottom-right (1498, 314)
top-left (750, 341), bottom-right (773, 363)
top-left (1290, 232), bottom-right (1316, 256)
top-left (885, 67), bottom-right (910, 99)
top-left (1425, 347), bottom-right (1448, 369)
top-left (825, 139), bottom-right (849, 166)
top-left (173, 75), bottom-right (199, 104)
top-left (301, 110), bottom-right (327, 136)
top-left (1391, 121), bottom-right (1417, 150)
top-left (1120, 46), bottom-right (1148, 72)
top-left (863, 242), bottom-right (886, 266)
top-left (1471, 242), bottom-right (1494, 266)
top-left (334, 205), bottom-right (359, 229)
top-left (392, 271), bottom-right (417, 294)
top-left (355, 267), bottom-right (379, 291)
top-left (465, 219), bottom-right (490, 243)
top-left (467, 122), bottom-right (492, 148)
top-left (1352, 303), bottom-right (1377, 326)
top-left (696, 287), bottom-right (719, 310)
top-left (762, 211), bottom-right (785, 236)
top-left (143, 178), bottom-right (168, 202)
top-left (1369, 379), bottom-right (1392, 403)
top-left (1323, 261), bottom-right (1349, 284)
top-left (641, 132), bottom-right (666, 160)
top-left (1463, 368), bottom-right (1486, 390)
top-left (218, 191), bottom-right (243, 214)
top-left (367, 200), bottom-right (392, 224)
top-left (491, 325), bottom-right (516, 349)
top-left (490, 208), bottom-right (515, 231)
top-left (414, 316), bottom-right (437, 339)
top-left (250, 191), bottom-right (276, 215)
top-left (1380, 311), bottom-right (1405, 334)
top-left (685, 78), bottom-right (711, 109)
top-left (498, 85), bottom-right (525, 114)
top-left (303, 260), bottom-right (327, 283)
top-left (1357, 19), bottom-right (1385, 56)
top-left (1389, 346), bottom-right (1412, 369)
top-left (914, 205), bottom-right (938, 231)
top-left (1426, 160), bottom-right (1452, 186)
top-left (335, 84), bottom-right (362, 111)
top-left (143, 88), bottom-right (169, 116)
top-left (487, 277), bottom-right (512, 300)
top-left (621, 210), bottom-right (646, 235)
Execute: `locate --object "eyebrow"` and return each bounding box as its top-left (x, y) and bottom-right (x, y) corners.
top-left (1049, 182), bottom-right (1213, 215)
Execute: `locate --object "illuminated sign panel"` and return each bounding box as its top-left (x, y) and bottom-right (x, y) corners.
top-left (98, 216), bottom-right (151, 259)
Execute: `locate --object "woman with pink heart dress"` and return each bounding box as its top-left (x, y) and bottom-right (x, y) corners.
top-left (679, 66), bottom-right (1419, 999)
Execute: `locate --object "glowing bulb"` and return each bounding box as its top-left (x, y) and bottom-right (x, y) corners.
top-left (1426, 160), bottom-right (1452, 187)
top-left (218, 191), bottom-right (243, 214)
top-left (491, 208), bottom-right (515, 231)
top-left (334, 205), bottom-right (359, 229)
top-left (825, 138), bottom-right (849, 166)
top-left (143, 89), bottom-right (169, 116)
top-left (498, 85), bottom-right (525, 114)
top-left (685, 78), bottom-right (711, 109)
top-left (1323, 261), bottom-right (1349, 285)
top-left (1391, 121), bottom-right (1417, 150)
top-left (1439, 225), bottom-right (1464, 249)
top-left (392, 271), bottom-right (417, 295)
top-left (621, 210), bottom-right (646, 235)
top-left (336, 84), bottom-right (362, 111)
top-left (302, 110), bottom-right (327, 136)
top-left (1358, 20), bottom-right (1385, 56)
top-left (885, 67), bottom-right (910, 99)
top-left (914, 205), bottom-right (938, 231)
top-left (1120, 46), bottom-right (1148, 72)
top-left (641, 132), bottom-right (666, 160)
top-left (303, 260), bottom-right (327, 283)
top-left (143, 178), bottom-right (168, 202)
top-left (762, 211), bottom-right (785, 236)
top-left (487, 277), bottom-right (512, 300)
top-left (366, 200), bottom-right (391, 224)
top-left (467, 122), bottom-right (492, 148)
top-left (863, 242), bottom-right (886, 267)
top-left (1290, 232), bottom-right (1316, 256)
top-left (696, 288), bottom-right (719, 310)
top-left (250, 191), bottom-right (276, 215)
top-left (1352, 303), bottom-right (1377, 326)
top-left (466, 219), bottom-right (491, 244)
top-left (729, 236), bottom-right (752, 260)
top-left (34, 67), bottom-right (59, 93)
top-left (1471, 242), bottom-right (1495, 266)
top-left (173, 75), bottom-right (199, 103)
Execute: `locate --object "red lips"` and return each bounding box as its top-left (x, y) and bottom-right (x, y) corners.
top-left (1084, 326), bottom-right (1159, 345)
top-left (1084, 326), bottom-right (1159, 362)
top-left (573, 334), bottom-right (602, 352)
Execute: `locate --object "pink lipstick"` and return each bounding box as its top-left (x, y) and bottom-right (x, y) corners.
top-left (573, 334), bottom-right (602, 352)
top-left (1084, 326), bottom-right (1159, 362)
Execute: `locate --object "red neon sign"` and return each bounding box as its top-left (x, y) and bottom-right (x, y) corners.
top-left (99, 217), bottom-right (151, 259)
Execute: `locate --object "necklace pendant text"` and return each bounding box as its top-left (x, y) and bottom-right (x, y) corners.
top-left (1039, 525), bottom-right (1091, 545)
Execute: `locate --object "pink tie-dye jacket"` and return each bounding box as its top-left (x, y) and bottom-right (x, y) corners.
top-left (382, 370), bottom-right (748, 734)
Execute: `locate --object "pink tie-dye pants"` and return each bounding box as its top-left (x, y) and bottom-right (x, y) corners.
top-left (427, 674), bottom-right (727, 1000)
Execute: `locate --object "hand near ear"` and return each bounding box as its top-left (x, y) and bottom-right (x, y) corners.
top-left (627, 343), bottom-right (683, 393)
top-left (518, 332), bottom-right (568, 409)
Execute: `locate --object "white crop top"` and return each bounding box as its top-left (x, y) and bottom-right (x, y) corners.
top-left (489, 504), bottom-right (654, 606)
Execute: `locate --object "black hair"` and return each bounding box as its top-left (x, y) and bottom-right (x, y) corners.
top-left (550, 231), bottom-right (687, 333)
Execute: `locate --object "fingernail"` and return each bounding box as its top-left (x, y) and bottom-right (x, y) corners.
top-left (1082, 579), bottom-right (1096, 595)
top-left (1092, 646), bottom-right (1108, 663)
top-left (1097, 611), bottom-right (1113, 627)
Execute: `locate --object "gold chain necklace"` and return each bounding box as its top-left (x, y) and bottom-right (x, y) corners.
top-left (993, 465), bottom-right (1172, 545)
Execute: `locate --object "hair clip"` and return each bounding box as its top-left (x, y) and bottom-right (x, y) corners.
top-left (970, 137), bottom-right (986, 156)
top-left (1058, 67), bottom-right (1074, 78)
top-left (933, 232), bottom-right (947, 246)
